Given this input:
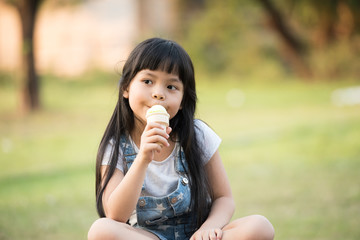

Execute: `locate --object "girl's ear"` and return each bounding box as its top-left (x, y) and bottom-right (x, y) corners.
top-left (123, 89), bottom-right (129, 99)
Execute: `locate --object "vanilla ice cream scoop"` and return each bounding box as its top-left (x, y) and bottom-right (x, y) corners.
top-left (146, 105), bottom-right (170, 130)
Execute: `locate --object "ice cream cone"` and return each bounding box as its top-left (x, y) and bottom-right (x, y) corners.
top-left (146, 105), bottom-right (170, 145)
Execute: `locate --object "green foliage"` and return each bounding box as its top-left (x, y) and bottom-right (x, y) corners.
top-left (183, 1), bottom-right (286, 79)
top-left (182, 0), bottom-right (360, 79)
top-left (281, 0), bottom-right (360, 33)
top-left (1, 74), bottom-right (360, 239)
top-left (309, 39), bottom-right (360, 78)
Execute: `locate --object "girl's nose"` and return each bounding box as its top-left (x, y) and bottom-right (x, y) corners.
top-left (152, 92), bottom-right (165, 100)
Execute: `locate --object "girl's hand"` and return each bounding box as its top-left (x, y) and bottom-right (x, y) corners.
top-left (190, 228), bottom-right (223, 240)
top-left (137, 122), bottom-right (171, 164)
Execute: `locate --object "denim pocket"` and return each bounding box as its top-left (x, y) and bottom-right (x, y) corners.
top-left (145, 216), bottom-right (169, 225)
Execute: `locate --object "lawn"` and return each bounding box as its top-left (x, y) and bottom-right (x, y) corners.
top-left (0, 73), bottom-right (359, 239)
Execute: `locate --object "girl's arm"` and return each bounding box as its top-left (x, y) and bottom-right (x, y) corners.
top-left (191, 150), bottom-right (235, 240)
top-left (100, 156), bottom-right (148, 222)
top-left (100, 122), bottom-right (171, 222)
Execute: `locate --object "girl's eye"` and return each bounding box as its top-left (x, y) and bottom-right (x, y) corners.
top-left (143, 80), bottom-right (152, 84)
top-left (167, 85), bottom-right (177, 90)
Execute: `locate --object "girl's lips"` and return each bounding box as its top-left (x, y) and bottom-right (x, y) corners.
top-left (148, 105), bottom-right (167, 112)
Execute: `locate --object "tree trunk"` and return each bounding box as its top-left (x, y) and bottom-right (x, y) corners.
top-left (257, 0), bottom-right (312, 78)
top-left (15, 0), bottom-right (41, 112)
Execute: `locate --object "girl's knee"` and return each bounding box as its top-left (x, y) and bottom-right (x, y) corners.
top-left (88, 218), bottom-right (112, 240)
top-left (246, 215), bottom-right (275, 240)
top-left (229, 215), bottom-right (274, 240)
top-left (88, 218), bottom-right (128, 240)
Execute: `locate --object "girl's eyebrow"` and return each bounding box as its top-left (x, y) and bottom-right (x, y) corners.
top-left (142, 71), bottom-right (181, 82)
top-left (142, 72), bottom-right (156, 78)
top-left (168, 77), bottom-right (181, 83)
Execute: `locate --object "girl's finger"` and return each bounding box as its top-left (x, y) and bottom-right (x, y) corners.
top-left (215, 229), bottom-right (223, 239)
top-left (144, 126), bottom-right (169, 139)
top-left (146, 121), bottom-right (167, 131)
top-left (166, 126), bottom-right (172, 135)
top-left (209, 229), bottom-right (217, 240)
top-left (147, 135), bottom-right (169, 147)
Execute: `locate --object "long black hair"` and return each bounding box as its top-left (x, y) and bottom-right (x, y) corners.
top-left (95, 38), bottom-right (212, 229)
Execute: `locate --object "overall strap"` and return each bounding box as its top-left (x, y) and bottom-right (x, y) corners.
top-left (120, 135), bottom-right (145, 193)
top-left (175, 147), bottom-right (189, 174)
top-left (119, 135), bottom-right (136, 174)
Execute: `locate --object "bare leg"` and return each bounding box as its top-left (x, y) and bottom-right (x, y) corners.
top-left (222, 215), bottom-right (275, 240)
top-left (88, 218), bottom-right (159, 240)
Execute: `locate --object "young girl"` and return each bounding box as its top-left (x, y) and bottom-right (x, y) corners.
top-left (88, 38), bottom-right (274, 240)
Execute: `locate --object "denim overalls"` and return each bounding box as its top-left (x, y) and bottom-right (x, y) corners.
top-left (120, 136), bottom-right (196, 240)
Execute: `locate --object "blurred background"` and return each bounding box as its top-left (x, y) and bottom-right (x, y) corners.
top-left (0, 0), bottom-right (359, 239)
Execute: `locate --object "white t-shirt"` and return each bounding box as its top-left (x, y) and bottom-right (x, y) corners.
top-left (101, 119), bottom-right (221, 197)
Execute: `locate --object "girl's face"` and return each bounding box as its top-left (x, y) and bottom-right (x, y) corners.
top-left (123, 69), bottom-right (184, 126)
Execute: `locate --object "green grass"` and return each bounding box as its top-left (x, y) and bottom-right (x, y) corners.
top-left (1, 74), bottom-right (360, 239)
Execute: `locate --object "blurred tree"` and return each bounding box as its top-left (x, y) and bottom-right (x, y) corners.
top-left (286, 0), bottom-right (360, 47)
top-left (1, 0), bottom-right (83, 113)
top-left (182, 0), bottom-right (360, 79)
top-left (257, 0), bottom-right (360, 79)
top-left (3, 0), bottom-right (42, 112)
top-left (257, 0), bottom-right (312, 78)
